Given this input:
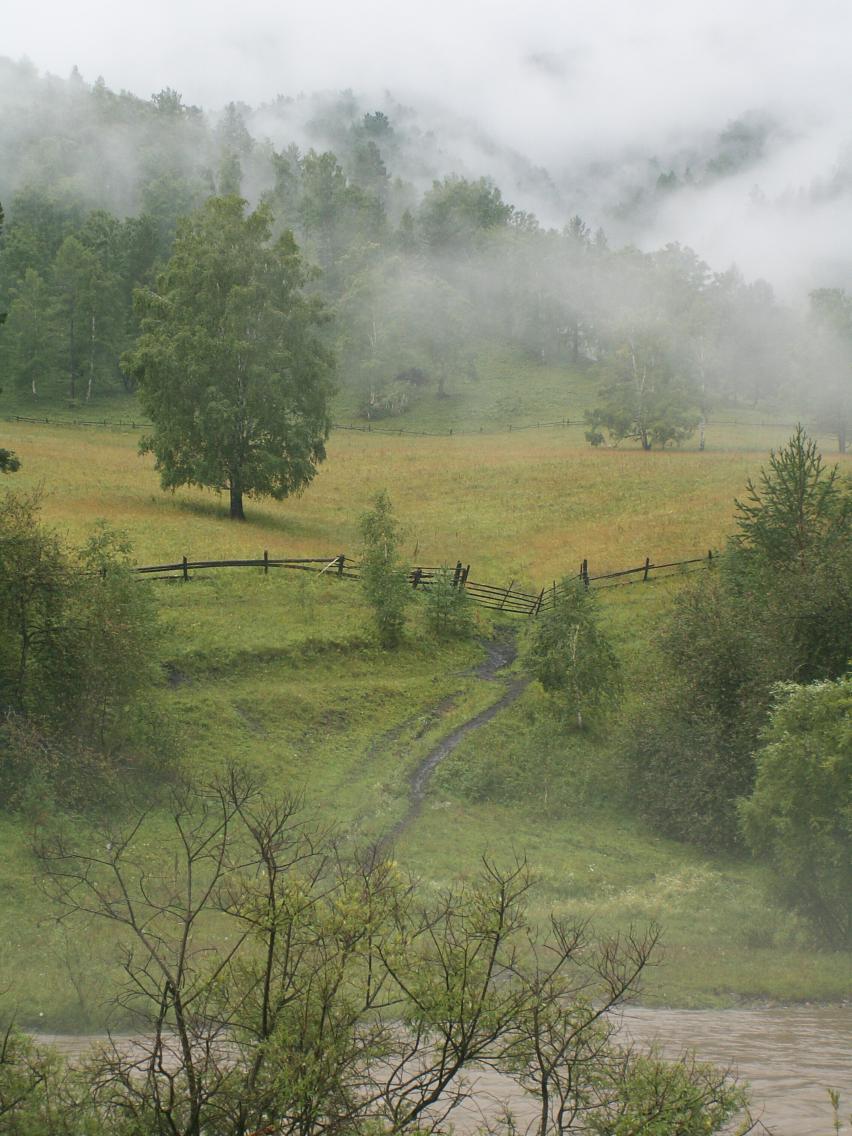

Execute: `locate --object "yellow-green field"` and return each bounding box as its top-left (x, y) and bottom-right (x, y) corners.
top-left (7, 416), bottom-right (842, 579)
top-left (1, 413), bottom-right (849, 1027)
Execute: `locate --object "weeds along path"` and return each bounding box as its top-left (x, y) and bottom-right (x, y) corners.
top-left (378, 634), bottom-right (528, 851)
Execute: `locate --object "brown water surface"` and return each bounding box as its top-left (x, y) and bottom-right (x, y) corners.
top-left (39, 1004), bottom-right (851, 1135)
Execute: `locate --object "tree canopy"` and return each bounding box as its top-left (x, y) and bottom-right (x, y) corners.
top-left (620, 429), bottom-right (851, 852)
top-left (584, 332), bottom-right (700, 450)
top-left (124, 196), bottom-right (335, 519)
top-left (739, 677), bottom-right (851, 947)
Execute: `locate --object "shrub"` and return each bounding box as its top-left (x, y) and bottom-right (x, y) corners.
top-left (739, 677), bottom-right (851, 947)
top-left (358, 490), bottom-right (412, 648)
top-left (420, 565), bottom-right (475, 640)
top-left (0, 492), bottom-right (164, 808)
top-left (522, 578), bottom-right (620, 730)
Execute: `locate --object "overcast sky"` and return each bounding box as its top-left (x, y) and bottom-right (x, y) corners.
top-left (6, 1), bottom-right (852, 293)
top-left (5, 0), bottom-right (850, 158)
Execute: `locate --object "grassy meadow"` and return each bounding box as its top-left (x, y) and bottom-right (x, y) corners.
top-left (1, 379), bottom-right (850, 1028)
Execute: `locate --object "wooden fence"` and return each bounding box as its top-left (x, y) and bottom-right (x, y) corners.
top-left (11, 411), bottom-right (839, 442)
top-left (5, 413), bottom-right (573, 438)
top-left (132, 550), bottom-right (716, 616)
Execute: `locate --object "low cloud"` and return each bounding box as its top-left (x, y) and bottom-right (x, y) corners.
top-left (5, 0), bottom-right (852, 294)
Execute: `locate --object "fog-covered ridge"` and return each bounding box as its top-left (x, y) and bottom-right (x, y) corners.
top-left (0, 60), bottom-right (848, 449)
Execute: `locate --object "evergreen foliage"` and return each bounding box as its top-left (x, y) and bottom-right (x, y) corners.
top-left (732, 424), bottom-right (848, 565)
top-left (620, 430), bottom-right (851, 851)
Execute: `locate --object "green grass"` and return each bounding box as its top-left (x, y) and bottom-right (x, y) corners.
top-left (0, 390), bottom-right (850, 1028)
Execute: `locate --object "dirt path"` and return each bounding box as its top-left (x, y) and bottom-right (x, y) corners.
top-left (377, 634), bottom-right (528, 850)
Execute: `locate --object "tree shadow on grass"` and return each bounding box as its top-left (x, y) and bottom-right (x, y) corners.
top-left (154, 492), bottom-right (325, 540)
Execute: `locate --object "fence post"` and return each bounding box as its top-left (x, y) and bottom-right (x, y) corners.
top-left (337, 554), bottom-right (345, 577)
top-left (500, 580), bottom-right (516, 611)
top-left (182, 556), bottom-right (189, 582)
top-left (263, 549), bottom-right (269, 575)
top-left (708, 549), bottom-right (713, 564)
top-left (643, 556), bottom-right (650, 582)
top-left (533, 587), bottom-right (545, 616)
top-left (462, 564), bottom-right (470, 586)
top-left (453, 560), bottom-right (463, 588)
top-left (582, 559), bottom-right (589, 588)
top-left (412, 568), bottom-right (422, 589)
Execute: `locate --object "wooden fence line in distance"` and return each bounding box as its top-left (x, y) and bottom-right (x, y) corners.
top-left (8, 410), bottom-right (841, 441)
top-left (7, 413), bottom-right (573, 438)
top-left (132, 550), bottom-right (715, 615)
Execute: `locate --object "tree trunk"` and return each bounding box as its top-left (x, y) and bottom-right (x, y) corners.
top-left (87, 311), bottom-right (96, 402)
top-left (69, 316), bottom-right (77, 400)
top-left (839, 425), bottom-right (847, 455)
top-left (229, 481), bottom-right (246, 521)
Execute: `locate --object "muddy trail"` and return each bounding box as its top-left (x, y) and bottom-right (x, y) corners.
top-left (376, 634), bottom-right (528, 851)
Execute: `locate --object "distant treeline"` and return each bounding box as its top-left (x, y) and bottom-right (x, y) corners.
top-left (0, 61), bottom-right (849, 452)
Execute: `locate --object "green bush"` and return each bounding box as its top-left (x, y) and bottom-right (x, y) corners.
top-left (619, 430), bottom-right (851, 849)
top-left (0, 492), bottom-right (165, 808)
top-left (358, 490), bottom-right (412, 648)
top-left (420, 565), bottom-right (475, 641)
top-left (739, 677), bottom-right (851, 947)
top-left (521, 578), bottom-right (620, 730)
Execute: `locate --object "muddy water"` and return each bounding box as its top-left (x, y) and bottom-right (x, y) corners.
top-left (620, 1006), bottom-right (851, 1134)
top-left (449, 1005), bottom-right (852, 1135)
top-left (39, 1004), bottom-right (850, 1135)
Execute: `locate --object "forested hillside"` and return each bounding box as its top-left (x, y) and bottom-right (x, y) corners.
top-left (1, 59), bottom-right (849, 450)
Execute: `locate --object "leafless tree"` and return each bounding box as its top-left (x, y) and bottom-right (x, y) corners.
top-left (35, 773), bottom-right (749, 1136)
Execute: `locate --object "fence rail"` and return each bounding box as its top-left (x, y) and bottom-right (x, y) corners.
top-left (6, 411), bottom-right (842, 444)
top-left (132, 549), bottom-right (716, 615)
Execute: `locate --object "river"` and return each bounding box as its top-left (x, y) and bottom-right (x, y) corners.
top-left (39, 1004), bottom-right (850, 1135)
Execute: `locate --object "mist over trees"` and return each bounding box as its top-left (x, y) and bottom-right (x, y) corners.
top-left (0, 59), bottom-right (847, 450)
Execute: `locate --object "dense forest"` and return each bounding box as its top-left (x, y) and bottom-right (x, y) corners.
top-left (0, 58), bottom-right (849, 450)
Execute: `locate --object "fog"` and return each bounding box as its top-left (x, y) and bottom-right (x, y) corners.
top-left (5, 0), bottom-right (852, 295)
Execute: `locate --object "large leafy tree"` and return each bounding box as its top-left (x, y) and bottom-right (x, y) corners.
top-left (585, 331), bottom-right (699, 450)
top-left (0, 203), bottom-right (20, 474)
top-left (124, 196), bottom-right (335, 520)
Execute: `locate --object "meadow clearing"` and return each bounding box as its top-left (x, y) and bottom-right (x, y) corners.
top-left (1, 406), bottom-right (849, 1027)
